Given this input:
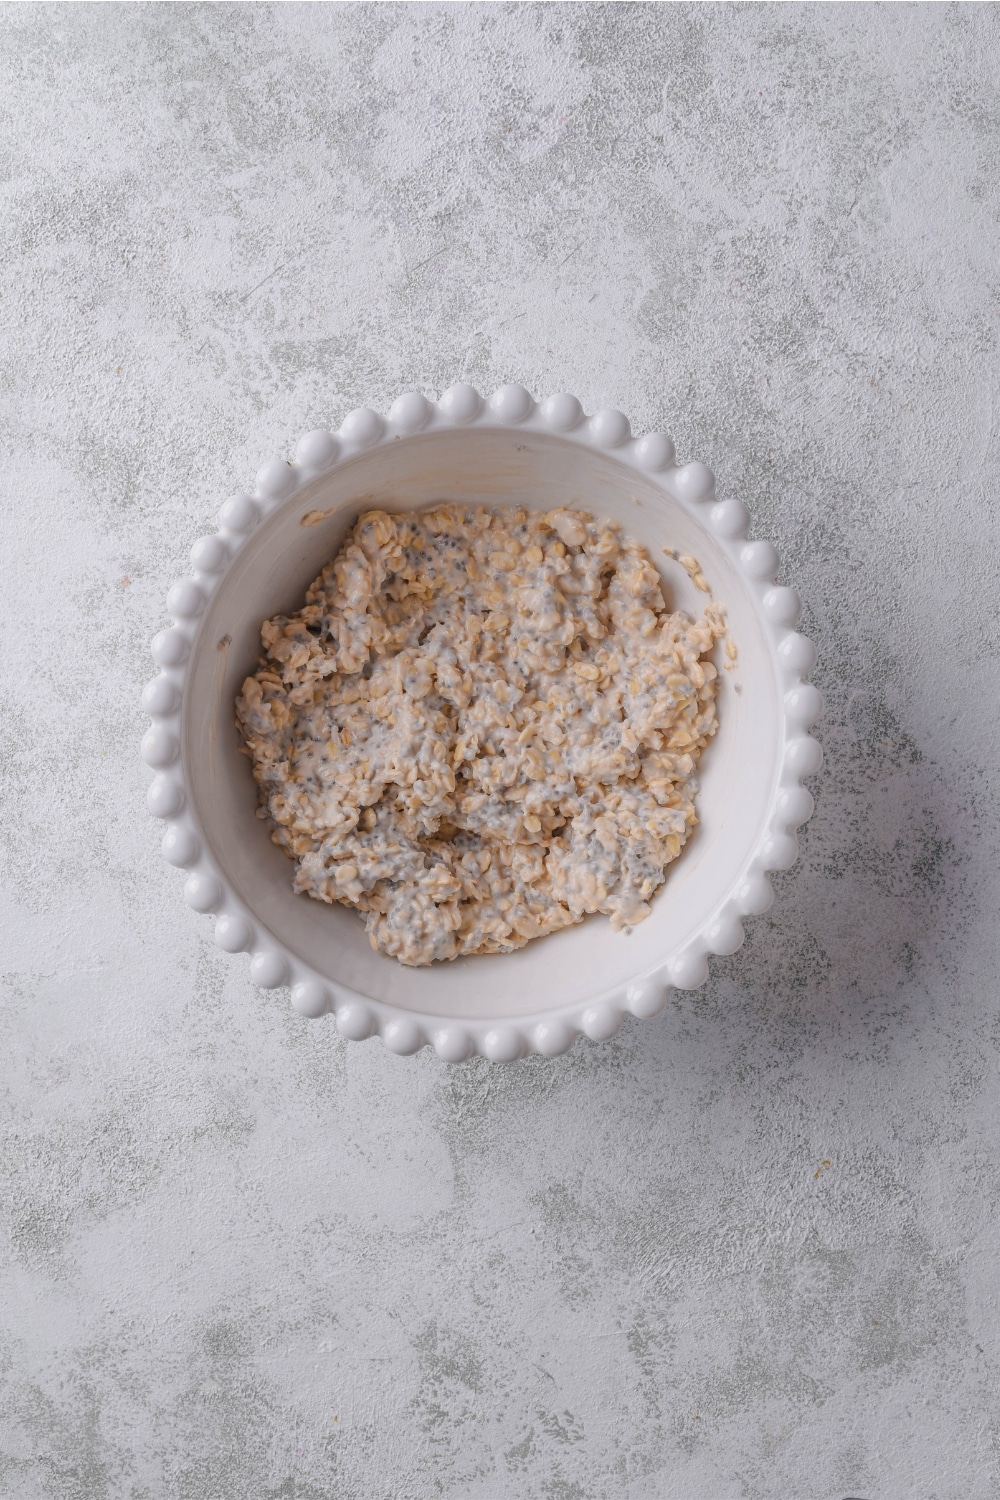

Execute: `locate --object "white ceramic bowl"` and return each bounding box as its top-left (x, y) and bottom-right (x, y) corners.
top-left (141, 385), bottom-right (821, 1061)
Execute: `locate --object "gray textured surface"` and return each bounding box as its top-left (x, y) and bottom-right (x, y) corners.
top-left (2, 3), bottom-right (999, 1496)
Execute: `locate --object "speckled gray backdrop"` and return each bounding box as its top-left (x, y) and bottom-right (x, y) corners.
top-left (2, 2), bottom-right (999, 1496)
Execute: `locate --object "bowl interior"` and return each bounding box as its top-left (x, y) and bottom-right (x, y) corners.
top-left (184, 428), bottom-right (780, 1019)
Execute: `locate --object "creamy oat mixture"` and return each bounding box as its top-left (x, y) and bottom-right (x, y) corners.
top-left (236, 505), bottom-right (723, 966)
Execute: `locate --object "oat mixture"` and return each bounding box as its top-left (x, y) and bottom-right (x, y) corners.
top-left (236, 505), bottom-right (723, 966)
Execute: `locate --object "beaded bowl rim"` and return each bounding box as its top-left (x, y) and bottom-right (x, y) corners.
top-left (141, 384), bottom-right (821, 1063)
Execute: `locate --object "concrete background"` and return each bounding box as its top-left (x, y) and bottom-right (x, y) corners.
top-left (2, 3), bottom-right (999, 1496)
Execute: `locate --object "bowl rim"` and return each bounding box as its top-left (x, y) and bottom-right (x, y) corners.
top-left (141, 384), bottom-right (821, 1062)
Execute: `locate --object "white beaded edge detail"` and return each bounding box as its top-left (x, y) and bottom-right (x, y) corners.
top-left (143, 386), bottom-right (821, 1062)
